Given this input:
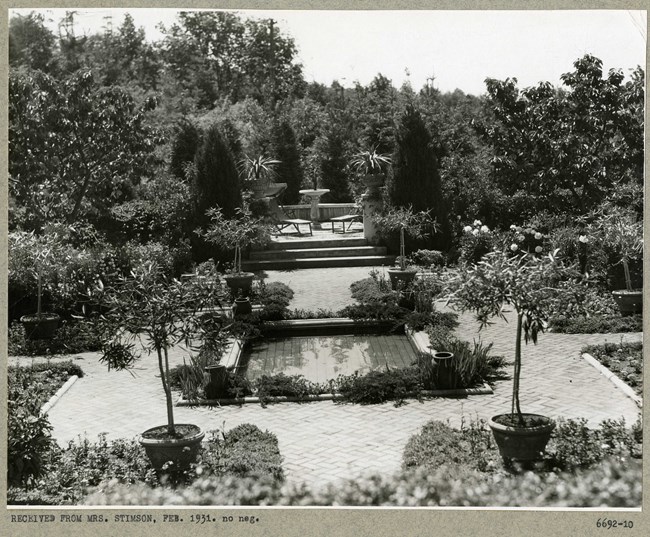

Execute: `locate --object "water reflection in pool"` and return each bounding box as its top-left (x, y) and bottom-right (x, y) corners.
top-left (244, 334), bottom-right (418, 383)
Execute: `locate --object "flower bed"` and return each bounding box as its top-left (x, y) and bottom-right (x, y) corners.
top-left (8, 424), bottom-right (283, 505)
top-left (582, 341), bottom-right (643, 395)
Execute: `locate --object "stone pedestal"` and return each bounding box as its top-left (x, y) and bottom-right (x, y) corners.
top-left (362, 175), bottom-right (384, 245)
top-left (299, 189), bottom-right (330, 229)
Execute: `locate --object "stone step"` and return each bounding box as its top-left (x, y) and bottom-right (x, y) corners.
top-left (250, 245), bottom-right (387, 260)
top-left (242, 255), bottom-right (395, 271)
top-left (263, 236), bottom-right (368, 250)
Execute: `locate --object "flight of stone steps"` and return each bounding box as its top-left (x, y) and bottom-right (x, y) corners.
top-left (242, 236), bottom-right (395, 271)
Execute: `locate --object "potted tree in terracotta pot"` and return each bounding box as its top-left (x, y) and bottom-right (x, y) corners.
top-left (94, 262), bottom-right (225, 474)
top-left (373, 206), bottom-right (436, 291)
top-left (203, 203), bottom-right (273, 300)
top-left (594, 206), bottom-right (643, 316)
top-left (239, 155), bottom-right (281, 199)
top-left (447, 247), bottom-right (586, 464)
top-left (13, 231), bottom-right (62, 340)
top-left (350, 148), bottom-right (392, 189)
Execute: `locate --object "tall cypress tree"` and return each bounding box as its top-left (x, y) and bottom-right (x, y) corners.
top-left (318, 125), bottom-right (352, 202)
top-left (271, 120), bottom-right (303, 204)
top-left (192, 123), bottom-right (241, 223)
top-left (170, 118), bottom-right (202, 180)
top-left (390, 104), bottom-right (450, 249)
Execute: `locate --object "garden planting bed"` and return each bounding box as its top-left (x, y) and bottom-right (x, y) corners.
top-left (581, 341), bottom-right (643, 406)
top-left (177, 318), bottom-right (493, 407)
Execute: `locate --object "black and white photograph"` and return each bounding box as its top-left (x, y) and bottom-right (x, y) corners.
top-left (2, 2), bottom-right (647, 535)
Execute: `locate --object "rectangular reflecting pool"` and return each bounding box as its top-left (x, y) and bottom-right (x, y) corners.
top-left (243, 334), bottom-right (419, 383)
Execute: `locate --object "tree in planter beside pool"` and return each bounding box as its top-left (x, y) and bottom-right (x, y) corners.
top-left (94, 262), bottom-right (227, 474)
top-left (372, 206), bottom-right (436, 290)
top-left (202, 202), bottom-right (274, 300)
top-left (447, 248), bottom-right (587, 463)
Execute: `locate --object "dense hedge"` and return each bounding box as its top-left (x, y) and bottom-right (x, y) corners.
top-left (81, 458), bottom-right (641, 507)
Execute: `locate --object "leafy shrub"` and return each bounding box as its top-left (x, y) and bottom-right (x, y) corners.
top-left (350, 277), bottom-right (396, 304)
top-left (7, 400), bottom-right (54, 487)
top-left (547, 418), bottom-right (640, 472)
top-left (8, 319), bottom-right (103, 356)
top-left (258, 281), bottom-right (295, 320)
top-left (408, 249), bottom-right (446, 268)
top-left (402, 419), bottom-right (500, 473)
top-left (255, 374), bottom-right (325, 405)
top-left (201, 424), bottom-right (284, 481)
top-left (334, 367), bottom-right (423, 406)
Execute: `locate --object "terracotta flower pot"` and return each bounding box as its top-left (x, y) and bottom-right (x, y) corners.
top-left (232, 296), bottom-right (253, 316)
top-left (363, 174), bottom-right (385, 189)
top-left (139, 424), bottom-right (204, 474)
top-left (20, 313), bottom-right (60, 340)
top-left (612, 289), bottom-right (642, 316)
top-left (224, 272), bottom-right (255, 298)
top-left (387, 268), bottom-right (417, 291)
top-left (433, 351), bottom-right (457, 390)
top-left (488, 413), bottom-right (555, 462)
top-left (204, 364), bottom-right (229, 399)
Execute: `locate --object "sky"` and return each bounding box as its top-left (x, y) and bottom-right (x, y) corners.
top-left (12, 8), bottom-right (647, 95)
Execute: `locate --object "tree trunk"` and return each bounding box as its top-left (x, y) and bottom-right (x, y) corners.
top-left (512, 312), bottom-right (524, 425)
top-left (157, 346), bottom-right (175, 435)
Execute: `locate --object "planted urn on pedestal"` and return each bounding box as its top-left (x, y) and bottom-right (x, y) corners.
top-left (373, 206), bottom-right (435, 291)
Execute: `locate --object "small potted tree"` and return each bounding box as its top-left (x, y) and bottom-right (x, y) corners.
top-left (239, 155), bottom-right (281, 198)
top-left (373, 206), bottom-right (436, 290)
top-left (350, 148), bottom-right (392, 189)
top-left (203, 204), bottom-right (274, 299)
top-left (595, 207), bottom-right (643, 315)
top-left (94, 262), bottom-right (225, 474)
top-left (447, 248), bottom-right (586, 463)
top-left (14, 232), bottom-right (61, 340)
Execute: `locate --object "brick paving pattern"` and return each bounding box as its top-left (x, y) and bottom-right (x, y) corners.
top-left (15, 265), bottom-right (643, 491)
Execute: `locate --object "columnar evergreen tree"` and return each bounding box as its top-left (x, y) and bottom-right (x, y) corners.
top-left (316, 123), bottom-right (353, 202)
top-left (192, 123), bottom-right (241, 226)
top-left (271, 120), bottom-right (303, 204)
top-left (170, 118), bottom-right (202, 180)
top-left (390, 104), bottom-right (450, 249)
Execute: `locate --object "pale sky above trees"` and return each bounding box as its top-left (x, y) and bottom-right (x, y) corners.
top-left (11, 8), bottom-right (647, 95)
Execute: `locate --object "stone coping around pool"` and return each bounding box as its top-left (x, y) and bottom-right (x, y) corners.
top-left (175, 317), bottom-right (493, 407)
top-left (581, 352), bottom-right (642, 408)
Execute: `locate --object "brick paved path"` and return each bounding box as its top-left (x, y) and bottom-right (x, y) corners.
top-left (17, 266), bottom-right (642, 491)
